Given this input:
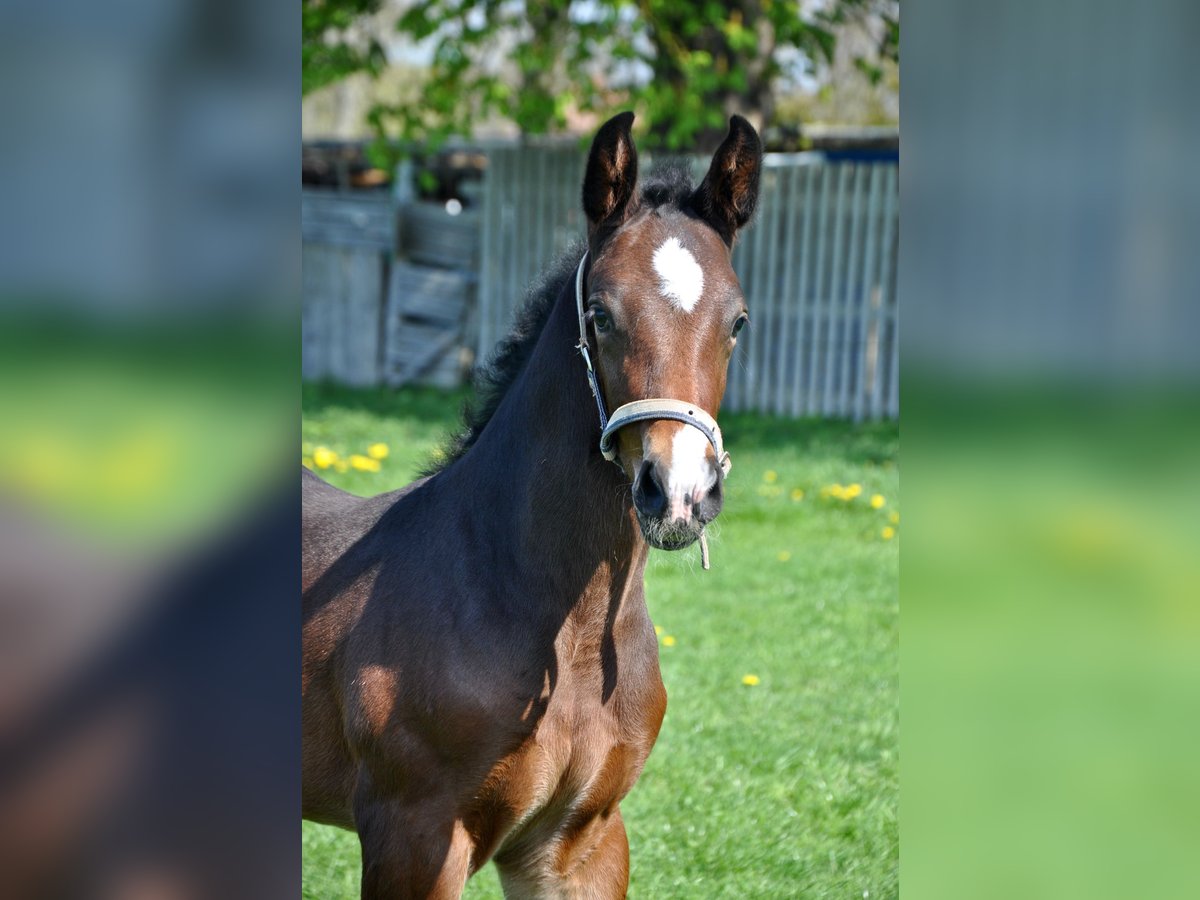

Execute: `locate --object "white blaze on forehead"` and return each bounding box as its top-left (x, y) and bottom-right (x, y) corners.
top-left (664, 425), bottom-right (716, 521)
top-left (652, 237), bottom-right (704, 313)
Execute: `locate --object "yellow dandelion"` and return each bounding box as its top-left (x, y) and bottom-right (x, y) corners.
top-left (844, 483), bottom-right (863, 500)
top-left (350, 454), bottom-right (381, 472)
top-left (790, 488), bottom-right (805, 502)
top-left (367, 442), bottom-right (389, 460)
top-left (333, 460), bottom-right (349, 473)
top-left (312, 447), bottom-right (337, 470)
top-left (662, 635), bottom-right (676, 647)
top-left (826, 483), bottom-right (844, 499)
top-left (654, 625), bottom-right (663, 636)
top-left (741, 674), bottom-right (761, 687)
top-left (881, 526), bottom-right (895, 540)
top-left (870, 494), bottom-right (885, 509)
top-left (777, 551), bottom-right (792, 562)
top-left (889, 511), bottom-right (900, 524)
top-left (763, 469), bottom-right (778, 483)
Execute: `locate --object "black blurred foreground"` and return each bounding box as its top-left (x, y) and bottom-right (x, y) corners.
top-left (0, 0), bottom-right (298, 895)
top-left (0, 325), bottom-right (298, 900)
top-left (0, 477), bottom-right (297, 898)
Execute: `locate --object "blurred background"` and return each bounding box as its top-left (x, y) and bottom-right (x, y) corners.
top-left (903, 3), bottom-right (1200, 898)
top-left (0, 0), bottom-right (298, 896)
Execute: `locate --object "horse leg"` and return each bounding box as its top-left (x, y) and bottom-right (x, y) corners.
top-left (496, 808), bottom-right (630, 900)
top-left (354, 791), bottom-right (472, 900)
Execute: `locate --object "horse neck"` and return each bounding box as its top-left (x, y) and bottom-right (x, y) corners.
top-left (452, 272), bottom-right (648, 617)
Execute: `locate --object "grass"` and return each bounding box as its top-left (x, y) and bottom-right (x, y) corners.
top-left (302, 382), bottom-right (899, 899)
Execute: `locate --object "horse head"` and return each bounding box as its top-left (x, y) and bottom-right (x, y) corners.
top-left (579, 111), bottom-right (762, 551)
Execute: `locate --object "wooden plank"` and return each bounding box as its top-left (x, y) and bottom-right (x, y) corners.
top-left (400, 203), bottom-right (481, 270)
top-left (787, 165), bottom-right (816, 415)
top-left (855, 164), bottom-right (885, 422)
top-left (488, 149), bottom-right (509, 358)
top-left (807, 165), bottom-right (830, 415)
top-left (302, 191), bottom-right (393, 249)
top-left (535, 146), bottom-right (549, 289)
top-left (388, 262), bottom-right (471, 325)
top-left (780, 164), bottom-right (803, 416)
top-left (477, 154), bottom-right (492, 357)
top-left (302, 243), bottom-right (333, 380)
top-left (501, 149), bottom-right (521, 361)
top-left (328, 246), bottom-right (383, 387)
top-left (302, 242), bottom-right (385, 386)
top-left (760, 168), bottom-right (785, 414)
top-left (839, 165), bottom-right (864, 418)
top-left (738, 177), bottom-right (766, 411)
top-left (822, 166), bottom-right (848, 415)
top-left (879, 165), bottom-right (899, 419)
top-left (384, 262), bottom-right (471, 388)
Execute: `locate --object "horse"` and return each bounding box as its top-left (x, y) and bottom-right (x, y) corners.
top-left (302, 111), bottom-right (762, 899)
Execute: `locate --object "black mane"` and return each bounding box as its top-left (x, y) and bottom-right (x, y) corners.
top-left (637, 161), bottom-right (697, 212)
top-left (429, 163), bottom-right (698, 473)
top-left (429, 242), bottom-right (583, 472)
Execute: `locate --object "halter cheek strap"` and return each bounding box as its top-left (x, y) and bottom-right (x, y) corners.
top-left (574, 253), bottom-right (612, 433)
top-left (574, 252), bottom-right (733, 568)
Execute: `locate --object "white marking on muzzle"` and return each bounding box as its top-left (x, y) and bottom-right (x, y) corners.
top-left (665, 425), bottom-right (716, 522)
top-left (652, 237), bottom-right (704, 313)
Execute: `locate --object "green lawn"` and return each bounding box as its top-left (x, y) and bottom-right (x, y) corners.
top-left (302, 382), bottom-right (899, 899)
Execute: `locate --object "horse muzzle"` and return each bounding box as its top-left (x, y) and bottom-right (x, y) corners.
top-left (632, 454), bottom-right (724, 550)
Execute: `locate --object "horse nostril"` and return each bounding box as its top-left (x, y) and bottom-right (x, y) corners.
top-left (697, 470), bottom-right (724, 524)
top-left (634, 460), bottom-right (668, 519)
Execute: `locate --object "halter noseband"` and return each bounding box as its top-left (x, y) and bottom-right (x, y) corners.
top-left (574, 252), bottom-right (732, 568)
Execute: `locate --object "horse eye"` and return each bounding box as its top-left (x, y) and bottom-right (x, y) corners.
top-left (731, 315), bottom-right (749, 338)
top-left (591, 308), bottom-right (612, 333)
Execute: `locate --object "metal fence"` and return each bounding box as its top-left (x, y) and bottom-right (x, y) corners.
top-left (479, 146), bottom-right (899, 419)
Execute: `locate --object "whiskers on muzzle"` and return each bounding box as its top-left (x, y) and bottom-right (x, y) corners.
top-left (636, 510), bottom-right (704, 550)
top-left (631, 452), bottom-right (724, 551)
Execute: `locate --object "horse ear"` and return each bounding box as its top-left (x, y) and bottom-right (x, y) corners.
top-left (582, 111), bottom-right (639, 239)
top-left (692, 115), bottom-right (763, 246)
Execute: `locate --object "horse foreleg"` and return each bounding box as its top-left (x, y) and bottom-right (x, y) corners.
top-left (354, 793), bottom-right (472, 900)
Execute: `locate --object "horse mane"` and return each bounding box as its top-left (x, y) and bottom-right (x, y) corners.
top-left (428, 163), bottom-right (698, 473)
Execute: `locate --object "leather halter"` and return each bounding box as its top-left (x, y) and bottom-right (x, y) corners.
top-left (574, 252), bottom-right (732, 478)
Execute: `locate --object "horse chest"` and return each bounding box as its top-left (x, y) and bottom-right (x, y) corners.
top-left (473, 657), bottom-right (666, 859)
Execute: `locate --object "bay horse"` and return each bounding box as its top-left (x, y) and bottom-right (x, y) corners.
top-left (303, 111), bottom-right (762, 898)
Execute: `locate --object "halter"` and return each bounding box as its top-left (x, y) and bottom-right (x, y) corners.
top-left (574, 252), bottom-right (732, 568)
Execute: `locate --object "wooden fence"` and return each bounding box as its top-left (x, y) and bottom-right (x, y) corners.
top-left (302, 191), bottom-right (393, 387)
top-left (479, 146), bottom-right (899, 419)
top-left (303, 189), bottom-right (476, 389)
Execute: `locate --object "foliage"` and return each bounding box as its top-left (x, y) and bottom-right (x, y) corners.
top-left (303, 0), bottom-right (388, 95)
top-left (301, 383), bottom-right (899, 898)
top-left (303, 0), bottom-right (900, 151)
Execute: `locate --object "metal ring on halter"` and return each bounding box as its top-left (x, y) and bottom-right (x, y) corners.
top-left (574, 252), bottom-right (732, 476)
